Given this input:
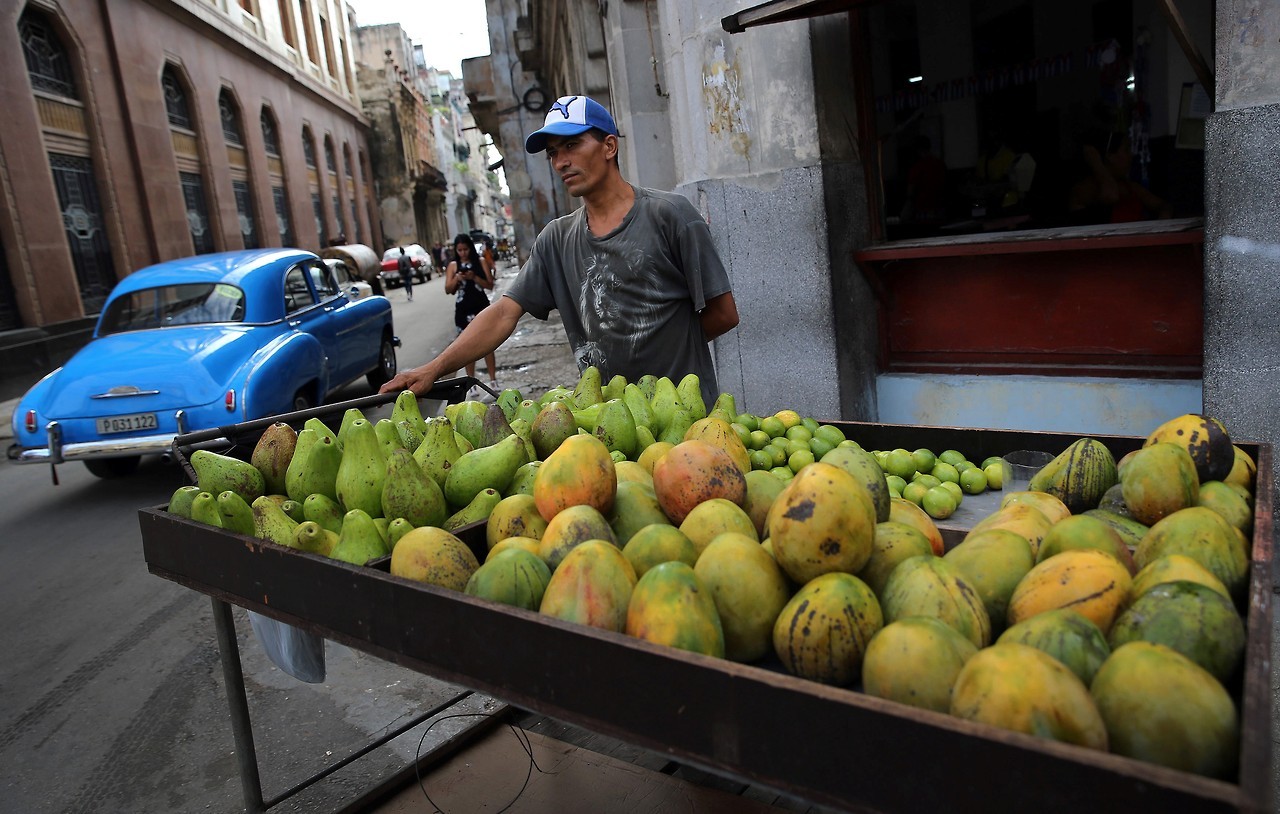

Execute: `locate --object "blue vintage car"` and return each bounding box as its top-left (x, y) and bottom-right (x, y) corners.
top-left (7, 249), bottom-right (399, 477)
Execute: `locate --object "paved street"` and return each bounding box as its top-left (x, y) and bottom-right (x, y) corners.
top-left (0, 267), bottom-right (580, 813)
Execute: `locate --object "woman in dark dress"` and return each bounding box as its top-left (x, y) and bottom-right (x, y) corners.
top-left (444, 233), bottom-right (498, 399)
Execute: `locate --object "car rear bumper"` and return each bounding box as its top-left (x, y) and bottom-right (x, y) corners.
top-left (6, 415), bottom-right (225, 465)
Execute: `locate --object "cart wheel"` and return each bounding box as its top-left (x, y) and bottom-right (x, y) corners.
top-left (292, 389), bottom-right (314, 411)
top-left (366, 334), bottom-right (398, 388)
top-left (85, 456), bottom-right (141, 478)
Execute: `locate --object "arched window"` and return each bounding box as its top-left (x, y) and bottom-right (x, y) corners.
top-left (162, 66), bottom-right (192, 129)
top-left (19, 10), bottom-right (76, 97)
top-left (260, 107), bottom-right (280, 157)
top-left (21, 7), bottom-right (114, 316)
top-left (219, 89), bottom-right (244, 146)
top-left (324, 136), bottom-right (336, 173)
top-left (302, 125), bottom-right (316, 168)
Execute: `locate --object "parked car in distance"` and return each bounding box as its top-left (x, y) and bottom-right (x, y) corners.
top-left (380, 244), bottom-right (433, 287)
top-left (323, 257), bottom-right (373, 300)
top-left (7, 249), bottom-right (399, 478)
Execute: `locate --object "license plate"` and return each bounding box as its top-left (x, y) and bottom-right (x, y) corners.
top-left (96, 412), bottom-right (159, 435)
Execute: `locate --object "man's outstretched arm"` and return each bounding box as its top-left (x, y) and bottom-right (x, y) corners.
top-left (380, 295), bottom-right (526, 396)
top-left (700, 291), bottom-right (740, 341)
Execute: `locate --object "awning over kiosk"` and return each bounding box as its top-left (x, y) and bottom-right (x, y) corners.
top-left (721, 0), bottom-right (871, 34)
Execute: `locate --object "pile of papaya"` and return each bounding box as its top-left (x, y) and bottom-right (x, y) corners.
top-left (165, 376), bottom-right (1257, 781)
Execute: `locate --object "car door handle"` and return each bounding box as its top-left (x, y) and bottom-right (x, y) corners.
top-left (323, 306), bottom-right (334, 312)
top-left (288, 319), bottom-right (301, 327)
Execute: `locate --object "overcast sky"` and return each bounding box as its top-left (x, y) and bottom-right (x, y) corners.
top-left (347, 0), bottom-right (491, 77)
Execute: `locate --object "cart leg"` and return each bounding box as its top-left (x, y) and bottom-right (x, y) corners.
top-left (212, 597), bottom-right (266, 814)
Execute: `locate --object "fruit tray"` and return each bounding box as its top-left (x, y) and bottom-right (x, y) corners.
top-left (140, 420), bottom-right (1274, 813)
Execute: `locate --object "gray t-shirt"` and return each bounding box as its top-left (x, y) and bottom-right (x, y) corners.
top-left (506, 185), bottom-right (732, 406)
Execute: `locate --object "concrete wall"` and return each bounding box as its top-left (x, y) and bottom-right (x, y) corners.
top-left (1204, 1), bottom-right (1280, 501)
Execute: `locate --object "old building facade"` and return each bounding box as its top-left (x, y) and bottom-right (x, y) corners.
top-left (0, 0), bottom-right (376, 398)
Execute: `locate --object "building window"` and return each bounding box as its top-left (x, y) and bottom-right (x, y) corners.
top-left (273, 185), bottom-right (294, 246)
top-left (350, 199), bottom-right (360, 242)
top-left (312, 193), bottom-right (326, 245)
top-left (233, 180), bottom-right (259, 249)
top-left (261, 108), bottom-right (280, 157)
top-left (0, 237), bottom-right (21, 331)
top-left (324, 137), bottom-right (336, 172)
top-left (219, 91), bottom-right (244, 145)
top-left (344, 147), bottom-right (353, 177)
top-left (162, 67), bottom-right (192, 129)
top-left (299, 0), bottom-right (318, 64)
top-left (48, 153), bottom-right (114, 314)
top-left (19, 10), bottom-right (77, 98)
top-left (302, 127), bottom-right (316, 168)
top-left (333, 193), bottom-right (345, 239)
top-left (180, 171), bottom-right (214, 254)
top-left (276, 0), bottom-right (297, 49)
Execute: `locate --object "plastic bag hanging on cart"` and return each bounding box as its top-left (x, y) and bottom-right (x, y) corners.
top-left (248, 611), bottom-right (325, 683)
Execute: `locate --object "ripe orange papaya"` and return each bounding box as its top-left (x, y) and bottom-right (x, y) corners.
top-left (1119, 442), bottom-right (1200, 526)
top-left (772, 572), bottom-right (882, 685)
top-left (1006, 548), bottom-right (1131, 634)
top-left (533, 434), bottom-right (617, 522)
top-left (652, 440), bottom-right (747, 525)
top-left (766, 462), bottom-right (876, 584)
top-left (1035, 514), bottom-right (1136, 574)
top-left (862, 617), bottom-right (978, 713)
top-left (881, 555), bottom-right (991, 647)
top-left (625, 561), bottom-right (724, 657)
top-left (1134, 506), bottom-right (1250, 601)
top-left (540, 540), bottom-right (637, 632)
top-left (1144, 413), bottom-right (1234, 484)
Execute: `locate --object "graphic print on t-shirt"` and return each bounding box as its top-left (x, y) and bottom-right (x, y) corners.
top-left (575, 237), bottom-right (663, 374)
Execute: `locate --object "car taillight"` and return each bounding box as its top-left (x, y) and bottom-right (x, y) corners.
top-left (225, 390), bottom-right (236, 411)
top-left (25, 410), bottom-right (37, 433)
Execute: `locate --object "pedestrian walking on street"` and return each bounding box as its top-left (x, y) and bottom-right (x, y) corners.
top-left (380, 94), bottom-right (738, 407)
top-left (443, 233), bottom-right (498, 400)
top-left (396, 247), bottom-right (414, 302)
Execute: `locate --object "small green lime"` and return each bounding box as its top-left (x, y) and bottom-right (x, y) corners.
top-left (730, 422), bottom-right (753, 448)
top-left (839, 439), bottom-right (862, 450)
top-left (884, 449), bottom-right (917, 479)
top-left (788, 449), bottom-right (816, 473)
top-left (748, 429), bottom-right (771, 450)
top-left (922, 486), bottom-right (958, 520)
top-left (759, 416), bottom-right (786, 438)
top-left (983, 462), bottom-right (1005, 490)
top-left (770, 466), bottom-right (795, 482)
top-left (911, 448), bottom-right (937, 473)
top-left (749, 450), bottom-right (774, 471)
top-left (774, 410), bottom-right (803, 430)
top-left (885, 474), bottom-right (908, 493)
top-left (930, 462), bottom-right (960, 484)
top-left (801, 417), bottom-right (820, 435)
top-left (785, 425), bottom-right (813, 443)
top-left (913, 473), bottom-right (942, 489)
top-left (785, 439), bottom-right (810, 457)
top-left (938, 449), bottom-right (966, 467)
top-left (815, 425), bottom-right (846, 446)
top-left (939, 480), bottom-right (964, 504)
top-left (767, 444), bottom-right (789, 468)
top-left (808, 437), bottom-right (835, 458)
top-left (959, 467), bottom-right (988, 495)
top-left (980, 456), bottom-right (1003, 470)
top-left (901, 481), bottom-right (929, 506)
top-left (736, 413), bottom-right (759, 432)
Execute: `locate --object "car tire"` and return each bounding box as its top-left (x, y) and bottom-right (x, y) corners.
top-left (366, 334), bottom-right (398, 389)
top-left (85, 456), bottom-right (141, 479)
top-left (292, 389), bottom-right (314, 412)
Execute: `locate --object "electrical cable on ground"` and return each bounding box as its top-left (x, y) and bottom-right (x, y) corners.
top-left (413, 712), bottom-right (555, 813)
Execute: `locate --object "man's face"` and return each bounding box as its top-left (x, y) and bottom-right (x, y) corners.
top-left (544, 132), bottom-right (613, 197)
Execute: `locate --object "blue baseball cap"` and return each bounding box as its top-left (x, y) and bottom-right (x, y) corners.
top-left (524, 95), bottom-right (618, 154)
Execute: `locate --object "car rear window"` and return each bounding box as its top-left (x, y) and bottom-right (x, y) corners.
top-left (99, 283), bottom-right (245, 335)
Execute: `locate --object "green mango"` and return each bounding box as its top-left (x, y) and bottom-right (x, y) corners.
top-left (452, 400), bottom-right (489, 450)
top-left (337, 407), bottom-right (367, 448)
top-left (572, 402), bottom-right (604, 432)
top-left (454, 432), bottom-right (474, 454)
top-left (190, 449), bottom-right (265, 504)
top-left (190, 491), bottom-right (223, 528)
top-left (637, 375), bottom-right (659, 401)
top-left (480, 403), bottom-right (517, 448)
top-left (329, 509), bottom-right (389, 565)
top-left (512, 399), bottom-right (539, 426)
top-left (303, 493), bottom-right (345, 534)
top-left (286, 431), bottom-right (342, 503)
top-left (382, 448), bottom-right (448, 528)
top-left (413, 416), bottom-right (464, 490)
top-left (538, 386), bottom-right (573, 406)
top-left (395, 419), bottom-right (425, 454)
top-left (374, 418), bottom-right (406, 459)
top-left (820, 445), bottom-right (891, 523)
top-left (634, 425), bottom-right (657, 457)
top-left (280, 499), bottom-right (305, 524)
top-left (711, 392), bottom-right (738, 421)
top-left (390, 390), bottom-right (429, 442)
top-left (443, 488), bottom-right (503, 531)
top-left (509, 461), bottom-right (541, 496)
top-left (251, 495), bottom-right (299, 546)
top-left (572, 365), bottom-right (604, 409)
top-left (444, 433), bottom-right (528, 508)
top-left (509, 417), bottom-right (532, 440)
top-left (603, 374), bottom-right (628, 402)
top-left (292, 521), bottom-right (338, 556)
top-left (167, 485), bottom-right (201, 518)
top-left (387, 517), bottom-right (415, 552)
top-left (334, 419), bottom-right (387, 517)
top-left (610, 450), bottom-right (627, 463)
top-left (530, 401), bottom-right (577, 460)
top-left (658, 407), bottom-right (695, 446)
top-left (304, 416), bottom-right (339, 448)
top-left (249, 422), bottom-right (297, 497)
top-left (622, 383), bottom-right (655, 432)
top-left (676, 373), bottom-right (707, 422)
top-left (373, 516), bottom-right (390, 544)
top-left (496, 388), bottom-right (523, 420)
top-left (649, 377), bottom-right (682, 436)
top-left (593, 398), bottom-right (637, 459)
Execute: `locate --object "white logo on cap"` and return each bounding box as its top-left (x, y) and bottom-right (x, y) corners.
top-left (549, 96), bottom-right (578, 120)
